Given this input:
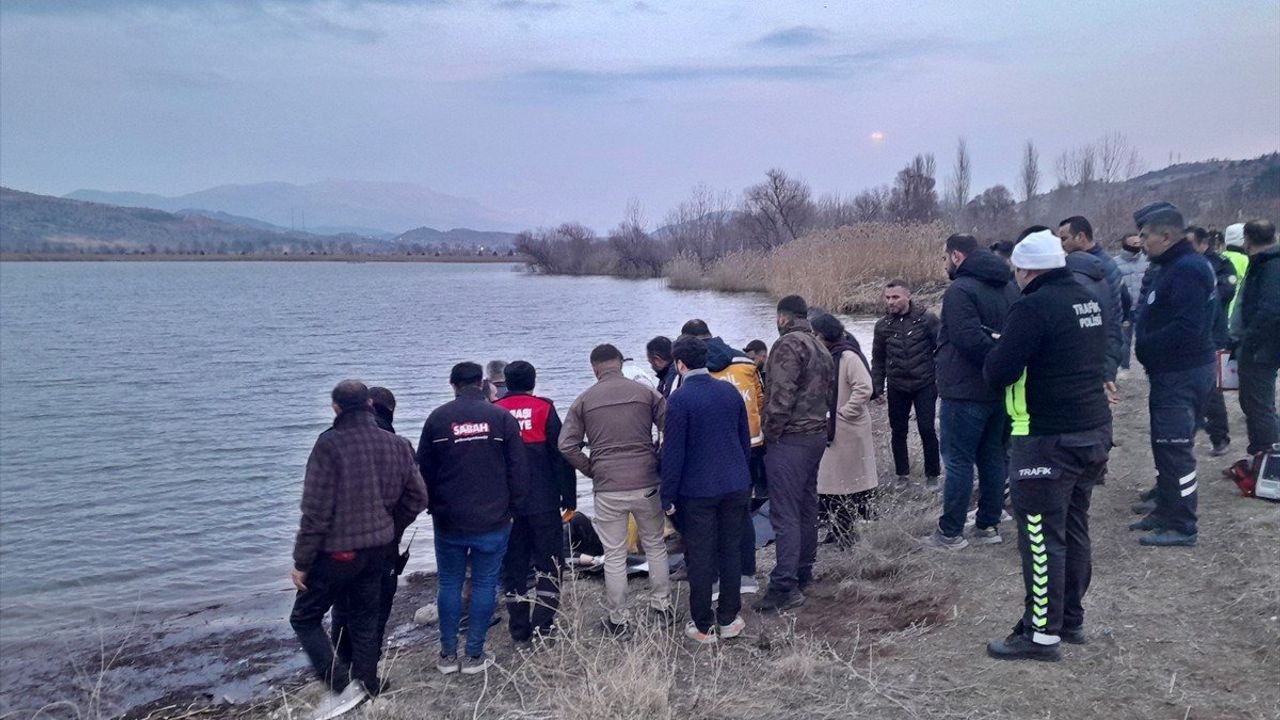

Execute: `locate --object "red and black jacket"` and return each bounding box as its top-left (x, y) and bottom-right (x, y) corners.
top-left (494, 392), bottom-right (578, 515)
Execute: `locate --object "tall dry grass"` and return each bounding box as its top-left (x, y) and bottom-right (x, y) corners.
top-left (705, 249), bottom-right (769, 292)
top-left (766, 222), bottom-right (951, 313)
top-left (663, 253), bottom-right (704, 291)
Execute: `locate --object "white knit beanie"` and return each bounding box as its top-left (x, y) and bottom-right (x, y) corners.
top-left (1225, 223), bottom-right (1245, 249)
top-left (1012, 230), bottom-right (1066, 270)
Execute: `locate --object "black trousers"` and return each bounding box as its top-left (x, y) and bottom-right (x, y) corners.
top-left (1149, 365), bottom-right (1213, 535)
top-left (290, 547), bottom-right (388, 692)
top-left (819, 490), bottom-right (874, 544)
top-left (680, 490), bottom-right (750, 632)
top-left (502, 510), bottom-right (564, 641)
top-left (332, 557), bottom-right (397, 668)
top-left (739, 445), bottom-right (767, 576)
top-left (887, 384), bottom-right (942, 478)
top-left (1204, 387), bottom-right (1231, 446)
top-left (1239, 361), bottom-right (1280, 454)
top-left (1007, 426), bottom-right (1110, 642)
top-left (765, 434), bottom-right (826, 593)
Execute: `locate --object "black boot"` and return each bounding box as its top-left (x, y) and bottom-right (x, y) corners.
top-left (986, 632), bottom-right (1061, 662)
top-left (1059, 626), bottom-right (1087, 645)
top-left (752, 587), bottom-right (806, 613)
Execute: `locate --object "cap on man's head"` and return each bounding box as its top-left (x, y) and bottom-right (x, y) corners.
top-left (1011, 230), bottom-right (1066, 270)
top-left (777, 295), bottom-right (808, 318)
top-left (1133, 201), bottom-right (1184, 230)
top-left (1224, 223), bottom-right (1246, 249)
top-left (450, 362), bottom-right (484, 387)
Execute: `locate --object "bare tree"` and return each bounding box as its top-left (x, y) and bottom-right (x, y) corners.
top-left (888, 154), bottom-right (939, 222)
top-left (852, 186), bottom-right (890, 222)
top-left (947, 137), bottom-right (972, 209)
top-left (814, 192), bottom-right (859, 229)
top-left (1055, 143), bottom-right (1099, 187)
top-left (741, 168), bottom-right (815, 250)
top-left (966, 184), bottom-right (1017, 238)
top-left (663, 184), bottom-right (733, 268)
top-left (609, 199), bottom-right (667, 278)
top-left (1020, 140), bottom-right (1040, 202)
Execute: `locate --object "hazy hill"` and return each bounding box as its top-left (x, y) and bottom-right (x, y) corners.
top-left (67, 179), bottom-right (519, 235)
top-left (392, 226), bottom-right (518, 249)
top-left (0, 187), bottom-right (383, 255)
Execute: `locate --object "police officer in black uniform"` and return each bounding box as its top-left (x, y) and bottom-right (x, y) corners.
top-left (982, 229), bottom-right (1112, 661)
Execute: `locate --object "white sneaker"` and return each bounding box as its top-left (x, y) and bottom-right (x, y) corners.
top-left (684, 621), bottom-right (717, 644)
top-left (718, 615), bottom-right (746, 639)
top-left (310, 683), bottom-right (368, 720)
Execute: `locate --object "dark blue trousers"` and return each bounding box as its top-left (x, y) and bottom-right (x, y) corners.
top-left (1148, 364), bottom-right (1214, 535)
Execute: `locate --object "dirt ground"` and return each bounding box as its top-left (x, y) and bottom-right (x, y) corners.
top-left (150, 367), bottom-right (1279, 720)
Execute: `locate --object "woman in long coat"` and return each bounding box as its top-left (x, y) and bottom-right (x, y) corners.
top-left (812, 313), bottom-right (878, 546)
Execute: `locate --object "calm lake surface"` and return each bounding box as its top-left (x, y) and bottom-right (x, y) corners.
top-left (0, 261), bottom-right (871, 709)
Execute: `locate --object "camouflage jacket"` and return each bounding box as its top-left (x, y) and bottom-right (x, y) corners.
top-left (763, 318), bottom-right (835, 442)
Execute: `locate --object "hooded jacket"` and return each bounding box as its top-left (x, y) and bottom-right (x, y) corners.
top-left (984, 268), bottom-right (1111, 437)
top-left (1114, 248), bottom-right (1149, 318)
top-left (1204, 251), bottom-right (1238, 350)
top-left (763, 317), bottom-right (835, 442)
top-left (703, 336), bottom-right (766, 446)
top-left (559, 368), bottom-right (667, 493)
top-left (1223, 246), bottom-right (1250, 318)
top-left (1135, 239), bottom-right (1217, 374)
top-left (494, 392), bottom-right (578, 515)
top-left (871, 301), bottom-right (940, 394)
top-left (1237, 245), bottom-right (1280, 366)
top-left (1066, 251), bottom-right (1123, 381)
top-left (936, 249), bottom-right (1020, 402)
top-left (417, 387), bottom-right (529, 535)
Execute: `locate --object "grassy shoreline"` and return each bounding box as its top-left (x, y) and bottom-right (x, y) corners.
top-left (0, 253), bottom-right (524, 263)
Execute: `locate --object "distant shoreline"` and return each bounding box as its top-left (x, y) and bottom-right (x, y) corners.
top-left (0, 253), bottom-right (526, 263)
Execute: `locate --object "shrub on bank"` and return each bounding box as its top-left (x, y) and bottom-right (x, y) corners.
top-left (707, 249), bottom-right (769, 292)
top-left (664, 253), bottom-right (704, 290)
top-left (766, 222), bottom-right (950, 313)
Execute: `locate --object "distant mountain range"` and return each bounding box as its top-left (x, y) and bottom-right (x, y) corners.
top-left (0, 187), bottom-right (519, 256)
top-left (66, 179), bottom-right (520, 236)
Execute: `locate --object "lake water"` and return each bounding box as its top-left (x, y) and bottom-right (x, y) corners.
top-left (0, 261), bottom-right (872, 711)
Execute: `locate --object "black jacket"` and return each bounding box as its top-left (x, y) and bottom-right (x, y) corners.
top-left (936, 250), bottom-right (1021, 402)
top-left (1135, 240), bottom-right (1217, 374)
top-left (1204, 251), bottom-right (1238, 350)
top-left (984, 268), bottom-right (1110, 437)
top-left (494, 392), bottom-right (578, 515)
top-left (1238, 245), bottom-right (1280, 366)
top-left (416, 387), bottom-right (528, 535)
top-left (1066, 251), bottom-right (1123, 381)
top-left (656, 364), bottom-right (677, 398)
top-left (871, 302), bottom-right (939, 394)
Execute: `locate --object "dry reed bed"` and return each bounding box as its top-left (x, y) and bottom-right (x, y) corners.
top-left (666, 223), bottom-right (951, 314)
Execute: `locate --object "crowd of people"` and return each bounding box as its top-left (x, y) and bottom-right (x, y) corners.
top-left (285, 202), bottom-right (1280, 718)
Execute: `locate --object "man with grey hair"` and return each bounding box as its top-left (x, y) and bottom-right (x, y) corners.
top-left (1131, 202), bottom-right (1216, 548)
top-left (486, 360), bottom-right (509, 400)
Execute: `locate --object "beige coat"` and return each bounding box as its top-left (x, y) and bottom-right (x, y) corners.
top-left (817, 350), bottom-right (879, 495)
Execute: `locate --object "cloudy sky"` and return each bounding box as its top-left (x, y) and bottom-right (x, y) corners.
top-left (2, 0), bottom-right (1277, 229)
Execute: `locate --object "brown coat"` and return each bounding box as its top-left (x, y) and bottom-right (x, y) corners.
top-left (817, 351), bottom-right (879, 495)
top-left (559, 368), bottom-right (667, 493)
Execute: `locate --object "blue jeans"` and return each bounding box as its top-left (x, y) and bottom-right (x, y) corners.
top-left (435, 525), bottom-right (511, 658)
top-left (938, 399), bottom-right (1008, 537)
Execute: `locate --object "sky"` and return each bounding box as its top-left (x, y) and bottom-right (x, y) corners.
top-left (2, 0), bottom-right (1278, 230)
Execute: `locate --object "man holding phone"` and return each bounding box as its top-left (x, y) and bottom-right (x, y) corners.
top-left (560, 344), bottom-right (673, 637)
